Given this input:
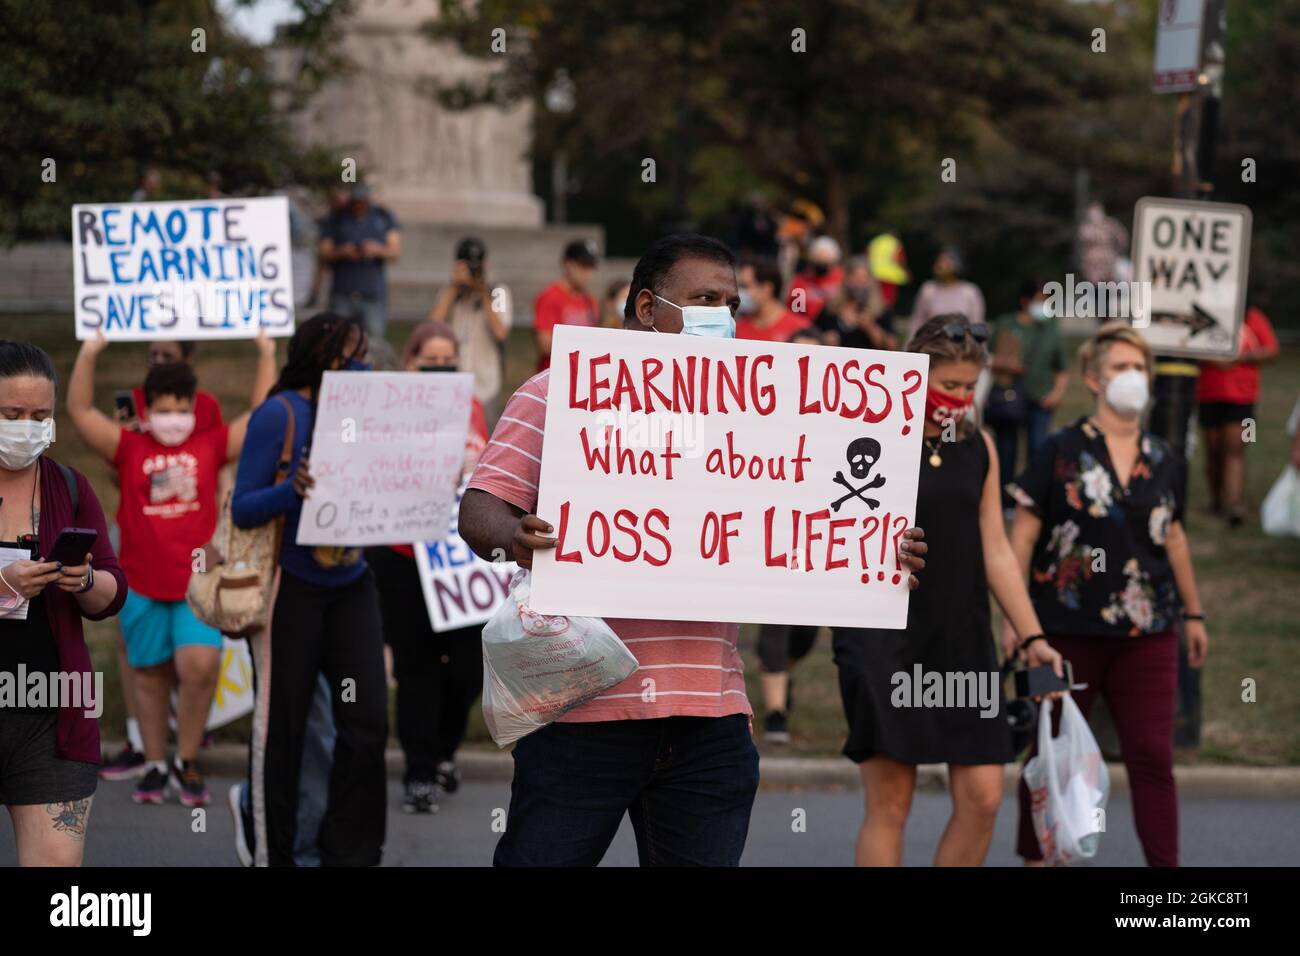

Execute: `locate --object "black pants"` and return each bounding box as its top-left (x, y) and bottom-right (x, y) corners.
top-left (368, 548), bottom-right (483, 783)
top-left (756, 624), bottom-right (818, 673)
top-left (265, 568), bottom-right (388, 867)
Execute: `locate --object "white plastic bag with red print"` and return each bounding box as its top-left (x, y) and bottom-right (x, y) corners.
top-left (1022, 695), bottom-right (1109, 865)
top-left (480, 569), bottom-right (639, 748)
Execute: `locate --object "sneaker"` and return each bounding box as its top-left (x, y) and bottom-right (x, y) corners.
top-left (402, 779), bottom-right (440, 815)
top-left (99, 743), bottom-right (147, 781)
top-left (132, 765), bottom-right (168, 805)
top-left (763, 710), bottom-right (791, 744)
top-left (169, 759), bottom-right (210, 808)
top-left (228, 783), bottom-right (253, 867)
top-left (434, 760), bottom-right (461, 796)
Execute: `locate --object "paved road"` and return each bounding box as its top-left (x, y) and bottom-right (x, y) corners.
top-left (2, 775), bottom-right (1295, 866)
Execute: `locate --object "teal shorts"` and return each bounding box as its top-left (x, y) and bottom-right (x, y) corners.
top-left (119, 589), bottom-right (223, 668)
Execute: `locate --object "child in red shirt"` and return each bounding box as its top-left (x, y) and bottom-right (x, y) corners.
top-left (68, 335), bottom-right (264, 808)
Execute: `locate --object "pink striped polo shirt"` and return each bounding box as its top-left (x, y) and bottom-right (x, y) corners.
top-left (467, 370), bottom-right (752, 722)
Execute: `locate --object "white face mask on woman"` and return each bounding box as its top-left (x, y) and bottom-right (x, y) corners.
top-left (1103, 369), bottom-right (1150, 417)
top-left (0, 418), bottom-right (54, 471)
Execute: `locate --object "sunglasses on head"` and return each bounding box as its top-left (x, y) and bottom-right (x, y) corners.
top-left (937, 316), bottom-right (988, 344)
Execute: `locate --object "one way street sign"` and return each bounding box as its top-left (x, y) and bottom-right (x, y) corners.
top-left (1131, 197), bottom-right (1252, 360)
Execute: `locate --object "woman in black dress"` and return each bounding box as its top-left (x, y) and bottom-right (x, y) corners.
top-left (832, 314), bottom-right (1063, 866)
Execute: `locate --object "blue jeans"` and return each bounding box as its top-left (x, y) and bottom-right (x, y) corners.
top-left (241, 674), bottom-right (335, 867)
top-left (994, 404), bottom-right (1054, 506)
top-left (494, 715), bottom-right (760, 867)
top-left (329, 291), bottom-right (387, 340)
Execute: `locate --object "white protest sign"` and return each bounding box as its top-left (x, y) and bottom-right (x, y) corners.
top-left (1131, 197), bottom-right (1251, 359)
top-left (529, 326), bottom-right (928, 629)
top-left (297, 371), bottom-right (474, 547)
top-left (207, 637), bottom-right (255, 729)
top-left (416, 481), bottom-right (517, 632)
top-left (72, 196), bottom-right (295, 341)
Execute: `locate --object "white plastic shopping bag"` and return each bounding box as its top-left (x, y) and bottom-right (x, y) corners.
top-left (480, 569), bottom-right (639, 748)
top-left (1022, 695), bottom-right (1109, 865)
top-left (1261, 465), bottom-right (1300, 538)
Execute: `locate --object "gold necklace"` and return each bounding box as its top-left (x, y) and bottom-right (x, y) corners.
top-left (924, 436), bottom-right (943, 467)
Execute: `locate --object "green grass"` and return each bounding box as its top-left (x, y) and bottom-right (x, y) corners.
top-left (6, 316), bottom-right (1297, 764)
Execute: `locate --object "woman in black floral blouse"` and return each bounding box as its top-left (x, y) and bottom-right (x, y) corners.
top-left (1005, 323), bottom-right (1208, 867)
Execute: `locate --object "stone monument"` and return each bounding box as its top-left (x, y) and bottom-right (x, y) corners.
top-left (283, 0), bottom-right (543, 228)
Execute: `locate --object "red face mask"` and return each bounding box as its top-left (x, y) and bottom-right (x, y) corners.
top-left (924, 386), bottom-right (973, 426)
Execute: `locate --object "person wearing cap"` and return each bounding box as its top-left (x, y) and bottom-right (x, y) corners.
top-left (786, 236), bottom-right (844, 324)
top-left (318, 184), bottom-right (401, 339)
top-left (428, 237), bottom-right (512, 415)
top-left (867, 233), bottom-right (910, 308)
top-left (533, 239), bottom-right (599, 372)
top-left (776, 199), bottom-right (823, 286)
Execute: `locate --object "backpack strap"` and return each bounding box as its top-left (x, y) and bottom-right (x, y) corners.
top-left (274, 394), bottom-right (297, 483)
top-left (56, 460), bottom-right (80, 518)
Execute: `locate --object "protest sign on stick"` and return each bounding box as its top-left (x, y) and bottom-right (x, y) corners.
top-left (297, 371), bottom-right (474, 548)
top-left (72, 196), bottom-right (295, 341)
top-left (529, 326), bottom-right (929, 629)
top-left (415, 481), bottom-right (518, 632)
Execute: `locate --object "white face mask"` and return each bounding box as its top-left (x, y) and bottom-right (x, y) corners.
top-left (654, 295), bottom-right (736, 339)
top-left (1103, 369), bottom-right (1149, 417)
top-left (0, 419), bottom-right (54, 471)
top-left (147, 411), bottom-right (197, 447)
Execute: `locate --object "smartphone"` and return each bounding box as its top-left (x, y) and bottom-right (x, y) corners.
top-left (1014, 660), bottom-right (1074, 698)
top-left (46, 528), bottom-right (98, 567)
top-left (114, 390), bottom-right (138, 422)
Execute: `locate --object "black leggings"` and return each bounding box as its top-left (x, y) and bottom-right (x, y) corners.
top-left (368, 548), bottom-right (483, 783)
top-left (756, 624), bottom-right (819, 673)
top-left (264, 568), bottom-right (387, 867)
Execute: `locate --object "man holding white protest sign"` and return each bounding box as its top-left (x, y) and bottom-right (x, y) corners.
top-left (73, 197), bottom-right (295, 341)
top-left (460, 234), bottom-right (929, 867)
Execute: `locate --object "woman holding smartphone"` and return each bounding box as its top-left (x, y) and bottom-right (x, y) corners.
top-left (1006, 323), bottom-right (1208, 867)
top-left (832, 314), bottom-right (1062, 867)
top-left (0, 340), bottom-right (126, 866)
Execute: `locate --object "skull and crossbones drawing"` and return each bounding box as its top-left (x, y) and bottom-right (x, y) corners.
top-left (831, 437), bottom-right (886, 512)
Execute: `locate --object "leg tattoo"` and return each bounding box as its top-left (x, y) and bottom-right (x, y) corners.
top-left (46, 798), bottom-right (91, 842)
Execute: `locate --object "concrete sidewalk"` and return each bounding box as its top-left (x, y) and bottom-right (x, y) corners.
top-left (169, 741), bottom-right (1300, 799)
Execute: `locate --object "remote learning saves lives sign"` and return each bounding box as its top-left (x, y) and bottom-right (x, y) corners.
top-left (72, 197), bottom-right (294, 340)
top-left (297, 371), bottom-right (474, 548)
top-left (529, 326), bottom-right (929, 629)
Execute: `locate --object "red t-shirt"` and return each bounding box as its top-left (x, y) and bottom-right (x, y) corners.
top-left (1197, 307), bottom-right (1278, 405)
top-left (786, 266), bottom-right (844, 322)
top-left (389, 397), bottom-right (491, 558)
top-left (132, 387), bottom-right (224, 433)
top-left (534, 281), bottom-right (598, 371)
top-left (736, 309), bottom-right (810, 343)
top-left (113, 425), bottom-right (230, 601)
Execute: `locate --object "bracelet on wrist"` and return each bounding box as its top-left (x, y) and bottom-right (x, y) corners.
top-left (1018, 633), bottom-right (1046, 650)
top-left (1182, 612), bottom-right (1205, 622)
top-left (77, 564), bottom-right (95, 594)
